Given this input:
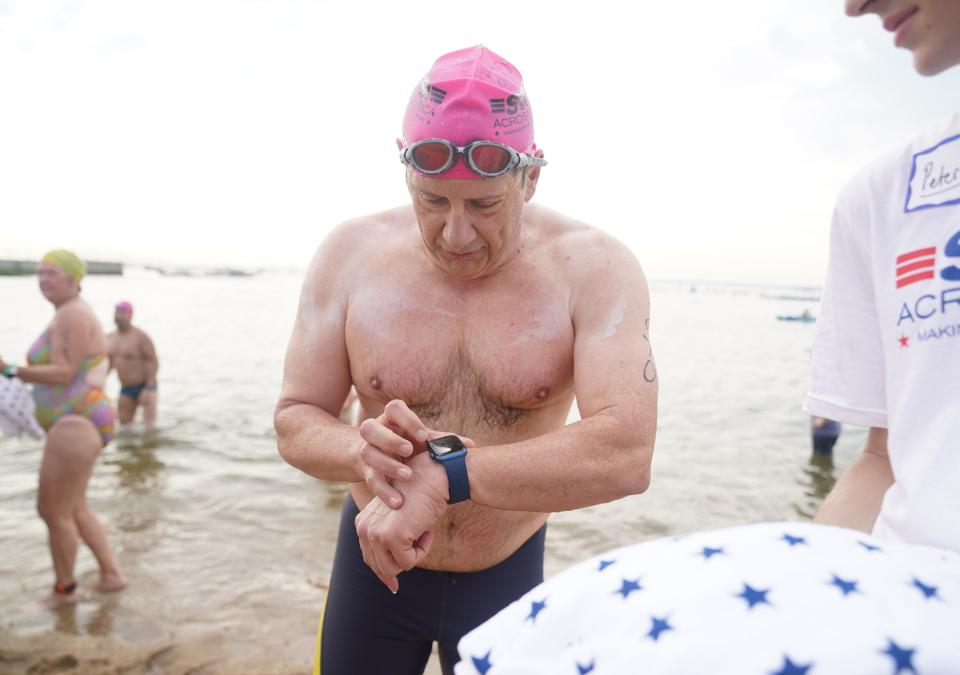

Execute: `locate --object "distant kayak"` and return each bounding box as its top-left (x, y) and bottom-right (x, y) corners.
top-left (777, 314), bottom-right (815, 322)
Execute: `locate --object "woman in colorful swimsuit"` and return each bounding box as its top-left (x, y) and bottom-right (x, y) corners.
top-left (0, 249), bottom-right (126, 607)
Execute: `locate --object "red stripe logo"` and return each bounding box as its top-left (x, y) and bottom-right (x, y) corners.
top-left (896, 246), bottom-right (936, 288)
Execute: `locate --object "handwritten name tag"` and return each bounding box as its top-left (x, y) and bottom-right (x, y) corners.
top-left (905, 133), bottom-right (960, 213)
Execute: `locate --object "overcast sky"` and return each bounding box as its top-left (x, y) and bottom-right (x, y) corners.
top-left (1, 0), bottom-right (958, 284)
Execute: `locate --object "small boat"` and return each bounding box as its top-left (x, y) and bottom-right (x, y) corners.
top-left (777, 312), bottom-right (815, 323)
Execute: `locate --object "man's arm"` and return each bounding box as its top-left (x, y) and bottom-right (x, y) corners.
top-left (466, 234), bottom-right (657, 512)
top-left (275, 230), bottom-right (364, 482)
top-left (139, 333), bottom-right (159, 386)
top-left (814, 427), bottom-right (893, 532)
top-left (106, 331), bottom-right (116, 373)
top-left (274, 226), bottom-right (426, 487)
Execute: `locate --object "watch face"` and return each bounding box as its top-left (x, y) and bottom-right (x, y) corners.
top-left (429, 435), bottom-right (465, 456)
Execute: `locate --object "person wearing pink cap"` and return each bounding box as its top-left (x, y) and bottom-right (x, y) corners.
top-left (276, 46), bottom-right (657, 675)
top-left (107, 301), bottom-right (159, 429)
top-left (806, 1), bottom-right (960, 551)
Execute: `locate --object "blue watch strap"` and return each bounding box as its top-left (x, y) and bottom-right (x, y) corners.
top-left (443, 452), bottom-right (470, 504)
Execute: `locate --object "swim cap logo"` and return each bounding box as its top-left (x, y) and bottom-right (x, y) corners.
top-left (429, 86), bottom-right (447, 104)
top-left (417, 81), bottom-right (447, 105)
top-left (489, 94), bottom-right (528, 115)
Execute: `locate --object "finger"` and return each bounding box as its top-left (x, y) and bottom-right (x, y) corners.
top-left (355, 514), bottom-right (375, 568)
top-left (411, 530), bottom-right (433, 567)
top-left (368, 536), bottom-right (401, 593)
top-left (359, 442), bottom-right (413, 482)
top-left (382, 400), bottom-right (429, 444)
top-left (363, 465), bottom-right (404, 509)
top-left (359, 418), bottom-right (414, 458)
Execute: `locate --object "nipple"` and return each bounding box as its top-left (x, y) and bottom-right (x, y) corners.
top-left (370, 376), bottom-right (382, 391)
top-left (536, 387), bottom-right (549, 400)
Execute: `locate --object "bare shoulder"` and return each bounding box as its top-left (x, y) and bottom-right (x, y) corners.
top-left (304, 206), bottom-right (414, 288)
top-left (52, 298), bottom-right (92, 329)
top-left (527, 205), bottom-right (645, 283)
top-left (134, 326), bottom-right (154, 344)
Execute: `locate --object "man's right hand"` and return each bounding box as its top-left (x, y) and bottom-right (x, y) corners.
top-left (357, 400), bottom-right (429, 508)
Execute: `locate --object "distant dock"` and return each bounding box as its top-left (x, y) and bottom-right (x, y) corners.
top-left (0, 259), bottom-right (123, 276)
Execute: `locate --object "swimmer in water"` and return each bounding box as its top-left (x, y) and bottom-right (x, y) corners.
top-left (0, 249), bottom-right (127, 607)
top-left (107, 301), bottom-right (159, 429)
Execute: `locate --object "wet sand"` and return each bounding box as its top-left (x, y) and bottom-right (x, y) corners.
top-left (0, 629), bottom-right (305, 674)
top-left (0, 629), bottom-right (442, 674)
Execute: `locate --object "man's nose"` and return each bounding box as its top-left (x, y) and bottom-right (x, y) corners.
top-left (442, 207), bottom-right (477, 251)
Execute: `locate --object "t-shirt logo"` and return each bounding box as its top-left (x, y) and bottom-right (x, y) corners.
top-left (905, 133), bottom-right (960, 213)
top-left (895, 247), bottom-right (937, 288)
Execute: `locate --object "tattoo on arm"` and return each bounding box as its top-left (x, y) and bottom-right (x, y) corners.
top-left (642, 318), bottom-right (657, 384)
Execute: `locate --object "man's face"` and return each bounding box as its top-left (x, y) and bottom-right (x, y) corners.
top-left (407, 169), bottom-right (535, 280)
top-left (847, 0), bottom-right (960, 75)
top-left (115, 309), bottom-right (132, 330)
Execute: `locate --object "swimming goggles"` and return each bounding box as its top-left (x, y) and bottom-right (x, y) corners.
top-left (400, 139), bottom-right (547, 178)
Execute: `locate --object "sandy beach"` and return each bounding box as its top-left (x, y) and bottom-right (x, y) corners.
top-left (0, 630), bottom-right (307, 675)
top-left (0, 628), bottom-right (446, 674)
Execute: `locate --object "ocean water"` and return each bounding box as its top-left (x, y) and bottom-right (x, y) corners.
top-left (0, 271), bottom-right (864, 666)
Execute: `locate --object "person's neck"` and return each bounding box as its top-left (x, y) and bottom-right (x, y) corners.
top-left (53, 294), bottom-right (79, 309)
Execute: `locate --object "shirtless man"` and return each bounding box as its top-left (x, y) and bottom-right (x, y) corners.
top-left (275, 46), bottom-right (658, 675)
top-left (107, 302), bottom-right (159, 428)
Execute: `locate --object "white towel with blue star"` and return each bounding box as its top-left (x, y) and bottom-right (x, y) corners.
top-left (455, 521), bottom-right (960, 674)
top-left (0, 375), bottom-right (44, 440)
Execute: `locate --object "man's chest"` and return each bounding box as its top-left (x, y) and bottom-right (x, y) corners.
top-left (344, 282), bottom-right (575, 425)
top-left (109, 337), bottom-right (140, 359)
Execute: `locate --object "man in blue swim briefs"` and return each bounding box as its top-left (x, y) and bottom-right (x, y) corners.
top-left (107, 301), bottom-right (159, 429)
top-left (275, 46), bottom-right (658, 675)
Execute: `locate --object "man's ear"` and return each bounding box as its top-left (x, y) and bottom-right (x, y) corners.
top-left (524, 149), bottom-right (544, 202)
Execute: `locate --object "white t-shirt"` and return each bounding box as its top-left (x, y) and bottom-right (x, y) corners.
top-left (805, 113), bottom-right (960, 551)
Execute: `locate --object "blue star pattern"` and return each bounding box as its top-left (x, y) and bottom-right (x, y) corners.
top-left (647, 616), bottom-right (673, 641)
top-left (737, 583), bottom-right (771, 609)
top-left (700, 546), bottom-right (725, 559)
top-left (471, 650), bottom-right (493, 674)
top-left (454, 521), bottom-right (960, 674)
top-left (615, 578), bottom-right (642, 599)
top-left (881, 639), bottom-right (917, 674)
top-left (526, 598), bottom-right (548, 623)
top-left (782, 533), bottom-right (807, 547)
top-left (770, 655), bottom-right (813, 675)
top-left (911, 577), bottom-right (939, 600)
top-left (828, 574), bottom-right (859, 596)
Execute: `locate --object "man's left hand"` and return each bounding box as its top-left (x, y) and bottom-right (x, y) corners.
top-left (355, 452), bottom-right (450, 593)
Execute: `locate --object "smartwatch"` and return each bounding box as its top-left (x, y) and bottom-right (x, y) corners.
top-left (427, 435), bottom-right (470, 504)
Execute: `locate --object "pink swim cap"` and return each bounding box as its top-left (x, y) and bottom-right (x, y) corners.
top-left (115, 301), bottom-right (133, 315)
top-left (402, 45), bottom-right (536, 179)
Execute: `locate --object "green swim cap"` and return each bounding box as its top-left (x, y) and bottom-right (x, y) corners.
top-left (41, 249), bottom-right (86, 282)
